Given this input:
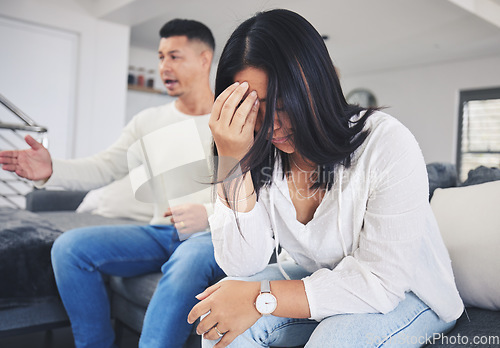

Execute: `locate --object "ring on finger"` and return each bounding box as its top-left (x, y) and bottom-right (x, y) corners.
top-left (179, 221), bottom-right (185, 229)
top-left (214, 326), bottom-right (225, 338)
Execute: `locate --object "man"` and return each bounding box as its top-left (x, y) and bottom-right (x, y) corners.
top-left (0, 19), bottom-right (224, 348)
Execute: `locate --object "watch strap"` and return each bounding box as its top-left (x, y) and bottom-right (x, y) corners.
top-left (260, 279), bottom-right (271, 293)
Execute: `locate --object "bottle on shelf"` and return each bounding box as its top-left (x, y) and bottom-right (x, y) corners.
top-left (137, 67), bottom-right (145, 87)
top-left (146, 69), bottom-right (155, 89)
top-left (127, 66), bottom-right (136, 85)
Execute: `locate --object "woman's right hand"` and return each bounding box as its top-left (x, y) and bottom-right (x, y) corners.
top-left (209, 82), bottom-right (259, 161)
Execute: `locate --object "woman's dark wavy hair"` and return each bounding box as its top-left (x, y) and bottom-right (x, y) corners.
top-left (214, 9), bottom-right (375, 195)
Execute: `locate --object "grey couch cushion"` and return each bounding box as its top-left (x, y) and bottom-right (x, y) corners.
top-left (111, 291), bottom-right (149, 334)
top-left (38, 211), bottom-right (143, 232)
top-left (110, 273), bottom-right (162, 334)
top-left (25, 189), bottom-right (88, 212)
top-left (110, 273), bottom-right (162, 308)
top-left (427, 308), bottom-right (500, 347)
top-left (0, 296), bottom-right (68, 335)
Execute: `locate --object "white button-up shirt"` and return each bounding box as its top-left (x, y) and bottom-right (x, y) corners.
top-left (209, 111), bottom-right (464, 322)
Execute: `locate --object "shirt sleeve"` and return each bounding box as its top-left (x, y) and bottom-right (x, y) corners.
top-left (303, 119), bottom-right (431, 321)
top-left (203, 202), bottom-right (214, 218)
top-left (39, 116), bottom-right (142, 191)
top-left (209, 194), bottom-right (275, 277)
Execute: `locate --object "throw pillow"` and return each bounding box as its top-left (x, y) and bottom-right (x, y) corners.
top-left (426, 162), bottom-right (458, 200)
top-left (77, 175), bottom-right (154, 222)
top-left (430, 180), bottom-right (500, 310)
top-left (461, 165), bottom-right (500, 187)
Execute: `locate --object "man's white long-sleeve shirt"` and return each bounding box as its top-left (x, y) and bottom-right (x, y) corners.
top-left (41, 101), bottom-right (213, 225)
top-left (209, 111), bottom-right (464, 322)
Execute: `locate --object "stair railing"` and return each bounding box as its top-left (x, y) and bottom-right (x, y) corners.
top-left (0, 93), bottom-right (48, 209)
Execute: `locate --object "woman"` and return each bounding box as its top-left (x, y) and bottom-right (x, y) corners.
top-left (188, 9), bottom-right (463, 348)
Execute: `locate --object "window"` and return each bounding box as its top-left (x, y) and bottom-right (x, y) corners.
top-left (457, 87), bottom-right (500, 182)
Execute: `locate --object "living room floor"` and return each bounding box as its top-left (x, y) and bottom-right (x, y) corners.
top-left (0, 325), bottom-right (140, 348)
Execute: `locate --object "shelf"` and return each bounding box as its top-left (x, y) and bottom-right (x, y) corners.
top-left (127, 85), bottom-right (167, 95)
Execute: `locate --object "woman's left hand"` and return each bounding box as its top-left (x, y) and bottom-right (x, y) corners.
top-left (188, 280), bottom-right (261, 347)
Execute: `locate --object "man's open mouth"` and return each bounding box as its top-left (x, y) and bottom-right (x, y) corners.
top-left (164, 79), bottom-right (178, 88)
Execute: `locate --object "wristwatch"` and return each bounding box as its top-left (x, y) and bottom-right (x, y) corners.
top-left (255, 280), bottom-right (277, 315)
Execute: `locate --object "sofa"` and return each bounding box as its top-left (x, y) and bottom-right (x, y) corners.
top-left (424, 164), bottom-right (500, 347)
top-left (0, 163), bottom-right (499, 348)
top-left (0, 176), bottom-right (202, 348)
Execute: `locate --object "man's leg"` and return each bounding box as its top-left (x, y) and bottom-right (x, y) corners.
top-left (51, 224), bottom-right (178, 348)
top-left (139, 232), bottom-right (225, 348)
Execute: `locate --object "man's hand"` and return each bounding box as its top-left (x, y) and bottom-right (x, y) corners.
top-left (188, 280), bottom-right (261, 348)
top-left (164, 203), bottom-right (209, 234)
top-left (0, 135), bottom-right (53, 181)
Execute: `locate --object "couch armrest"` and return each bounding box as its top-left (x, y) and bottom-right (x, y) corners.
top-left (25, 189), bottom-right (88, 212)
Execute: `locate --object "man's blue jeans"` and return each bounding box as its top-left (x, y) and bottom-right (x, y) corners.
top-left (51, 224), bottom-right (225, 348)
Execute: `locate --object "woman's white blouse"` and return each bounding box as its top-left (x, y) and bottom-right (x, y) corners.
top-left (209, 111), bottom-right (464, 322)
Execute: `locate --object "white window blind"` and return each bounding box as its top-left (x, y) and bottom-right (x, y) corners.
top-left (457, 88), bottom-right (500, 182)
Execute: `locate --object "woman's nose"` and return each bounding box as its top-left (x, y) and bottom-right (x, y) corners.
top-left (273, 115), bottom-right (282, 130)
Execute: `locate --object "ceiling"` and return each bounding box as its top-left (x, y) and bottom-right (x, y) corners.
top-left (89, 0), bottom-right (500, 76)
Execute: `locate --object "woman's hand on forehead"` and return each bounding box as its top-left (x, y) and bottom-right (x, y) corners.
top-left (209, 82), bottom-right (260, 161)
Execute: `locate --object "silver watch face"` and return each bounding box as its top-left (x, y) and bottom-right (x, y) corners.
top-left (255, 292), bottom-right (277, 315)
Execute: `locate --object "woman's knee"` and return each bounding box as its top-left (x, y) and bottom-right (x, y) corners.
top-left (305, 293), bottom-right (452, 348)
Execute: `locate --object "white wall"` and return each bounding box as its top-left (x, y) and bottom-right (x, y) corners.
top-left (0, 16), bottom-right (78, 160)
top-left (341, 55), bottom-right (500, 164)
top-left (0, 0), bottom-right (130, 158)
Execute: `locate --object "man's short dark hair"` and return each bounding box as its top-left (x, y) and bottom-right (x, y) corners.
top-left (159, 19), bottom-right (215, 51)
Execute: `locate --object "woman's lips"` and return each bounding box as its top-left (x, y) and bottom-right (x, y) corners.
top-left (271, 135), bottom-right (290, 144)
